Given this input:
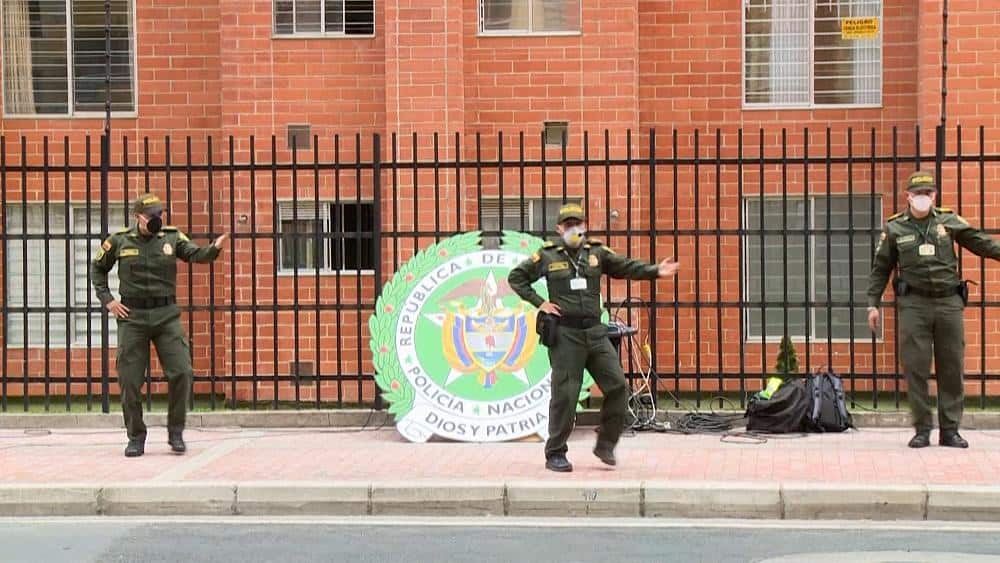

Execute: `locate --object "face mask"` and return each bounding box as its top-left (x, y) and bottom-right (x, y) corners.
top-left (909, 194), bottom-right (933, 214)
top-left (562, 225), bottom-right (586, 248)
top-left (145, 212), bottom-right (163, 234)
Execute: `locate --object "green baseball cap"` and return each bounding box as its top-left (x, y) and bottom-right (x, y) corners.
top-left (557, 203), bottom-right (586, 224)
top-left (906, 170), bottom-right (937, 192)
top-left (132, 193), bottom-right (164, 214)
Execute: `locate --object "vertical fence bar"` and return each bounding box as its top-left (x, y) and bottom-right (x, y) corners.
top-left (433, 133), bottom-right (441, 242)
top-left (715, 129), bottom-right (723, 407)
top-left (313, 135), bottom-right (322, 408)
top-left (498, 132), bottom-right (505, 240)
top-left (372, 133), bottom-right (383, 407)
top-left (671, 129), bottom-right (680, 405)
top-left (803, 129), bottom-right (811, 379)
top-left (625, 129), bottom-right (634, 382)
top-left (334, 135), bottom-right (343, 406)
top-left (207, 136), bottom-right (217, 410)
top-left (737, 129), bottom-right (745, 406)
top-left (518, 132), bottom-right (526, 235)
top-left (43, 136), bottom-right (52, 411)
top-left (23, 136), bottom-right (31, 412)
top-left (869, 127), bottom-right (878, 408)
top-left (186, 137), bottom-right (195, 411)
top-left (64, 137), bottom-right (72, 411)
top-left (779, 129), bottom-right (787, 382)
top-left (454, 132), bottom-right (462, 234)
top-left (355, 133), bottom-right (363, 403)
top-left (979, 126), bottom-right (986, 409)
top-left (249, 135), bottom-right (259, 409)
top-left (757, 129), bottom-right (766, 389)
top-left (891, 127), bottom-right (900, 409)
top-left (648, 129), bottom-right (659, 404)
top-left (85, 136), bottom-right (93, 411)
top-left (229, 137), bottom-right (237, 408)
top-left (1, 136), bottom-right (7, 412)
top-left (693, 129), bottom-right (701, 405)
top-left (270, 135), bottom-right (279, 409)
top-left (391, 133), bottom-right (399, 277)
top-left (825, 129), bottom-right (834, 375)
top-left (847, 128), bottom-right (857, 400)
top-left (291, 135), bottom-right (301, 408)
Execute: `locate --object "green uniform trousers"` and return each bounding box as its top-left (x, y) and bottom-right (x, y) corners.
top-left (545, 324), bottom-right (627, 459)
top-left (898, 293), bottom-right (965, 432)
top-left (116, 304), bottom-right (192, 440)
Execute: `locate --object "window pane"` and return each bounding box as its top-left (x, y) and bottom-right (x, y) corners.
top-left (530, 0), bottom-right (578, 32)
top-left (71, 0), bottom-right (134, 112)
top-left (295, 0), bottom-right (321, 33)
top-left (482, 0), bottom-right (528, 32)
top-left (340, 203), bottom-right (375, 270)
top-left (343, 0), bottom-right (373, 35)
top-left (4, 204), bottom-right (69, 346)
top-left (2, 0), bottom-right (69, 114)
top-left (324, 0), bottom-right (344, 33)
top-left (280, 219), bottom-right (323, 270)
top-left (274, 0), bottom-right (293, 34)
top-left (73, 205), bottom-right (123, 346)
top-left (744, 197), bottom-right (808, 339)
top-left (813, 0), bottom-right (880, 105)
top-left (743, 0), bottom-right (810, 105)
top-left (814, 195), bottom-right (880, 339)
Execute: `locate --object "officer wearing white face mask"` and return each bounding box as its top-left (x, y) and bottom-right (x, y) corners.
top-left (508, 203), bottom-right (679, 472)
top-left (868, 170), bottom-right (1000, 449)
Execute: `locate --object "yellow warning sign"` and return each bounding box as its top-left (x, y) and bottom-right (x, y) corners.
top-left (841, 17), bottom-right (879, 39)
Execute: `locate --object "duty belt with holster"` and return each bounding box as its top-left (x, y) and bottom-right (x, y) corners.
top-left (121, 295), bottom-right (176, 309)
top-left (893, 279), bottom-right (973, 306)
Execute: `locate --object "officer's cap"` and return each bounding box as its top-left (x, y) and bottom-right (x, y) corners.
top-left (132, 193), bottom-right (164, 215)
top-left (557, 203), bottom-right (586, 224)
top-left (906, 170), bottom-right (937, 192)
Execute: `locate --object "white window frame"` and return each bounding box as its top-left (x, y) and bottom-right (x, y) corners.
top-left (276, 200), bottom-right (376, 276)
top-left (741, 194), bottom-right (882, 343)
top-left (0, 0), bottom-right (138, 119)
top-left (271, 0), bottom-right (376, 39)
top-left (477, 0), bottom-right (582, 37)
top-left (741, 0), bottom-right (883, 110)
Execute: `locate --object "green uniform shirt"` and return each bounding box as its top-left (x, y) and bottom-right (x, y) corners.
top-left (508, 239), bottom-right (659, 318)
top-left (91, 226), bottom-right (221, 305)
top-left (867, 207), bottom-right (1000, 308)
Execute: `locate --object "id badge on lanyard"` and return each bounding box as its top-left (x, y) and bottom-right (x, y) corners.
top-left (569, 250), bottom-right (588, 291)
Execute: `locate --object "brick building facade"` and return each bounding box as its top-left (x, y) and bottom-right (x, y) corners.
top-left (1, 0), bottom-right (999, 406)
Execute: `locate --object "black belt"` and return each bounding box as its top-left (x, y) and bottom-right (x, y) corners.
top-left (558, 316), bottom-right (601, 329)
top-left (122, 296), bottom-right (176, 309)
top-left (904, 285), bottom-right (961, 299)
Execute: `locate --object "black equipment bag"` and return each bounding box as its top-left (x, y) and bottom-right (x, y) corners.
top-left (745, 379), bottom-right (811, 433)
top-left (805, 368), bottom-right (854, 432)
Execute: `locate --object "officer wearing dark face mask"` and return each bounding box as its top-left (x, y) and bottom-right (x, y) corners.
top-left (92, 193), bottom-right (229, 457)
top-left (508, 203), bottom-right (679, 472)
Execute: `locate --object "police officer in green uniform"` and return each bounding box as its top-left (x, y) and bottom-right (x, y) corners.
top-left (508, 203), bottom-right (679, 472)
top-left (92, 193), bottom-right (228, 457)
top-left (868, 170), bottom-right (1000, 449)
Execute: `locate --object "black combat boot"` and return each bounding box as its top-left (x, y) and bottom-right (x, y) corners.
top-left (545, 454), bottom-right (573, 472)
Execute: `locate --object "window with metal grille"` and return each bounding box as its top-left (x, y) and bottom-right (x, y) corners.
top-left (743, 195), bottom-right (881, 341)
top-left (273, 0), bottom-right (375, 36)
top-left (277, 201), bottom-right (376, 273)
top-left (479, 0), bottom-right (580, 34)
top-left (743, 0), bottom-right (881, 107)
top-left (479, 197), bottom-right (579, 246)
top-left (4, 203), bottom-right (123, 347)
top-left (1, 0), bottom-right (135, 116)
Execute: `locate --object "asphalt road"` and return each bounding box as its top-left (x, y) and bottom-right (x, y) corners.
top-left (2, 517), bottom-right (1000, 563)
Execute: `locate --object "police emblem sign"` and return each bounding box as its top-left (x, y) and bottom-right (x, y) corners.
top-left (370, 231), bottom-right (594, 442)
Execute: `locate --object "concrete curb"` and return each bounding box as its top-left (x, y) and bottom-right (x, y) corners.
top-left (2, 481), bottom-right (1000, 521)
top-left (5, 409), bottom-right (1000, 429)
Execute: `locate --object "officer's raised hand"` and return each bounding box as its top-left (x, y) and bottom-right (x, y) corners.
top-left (106, 300), bottom-right (130, 319)
top-left (213, 233), bottom-right (230, 249)
top-left (657, 257), bottom-right (680, 278)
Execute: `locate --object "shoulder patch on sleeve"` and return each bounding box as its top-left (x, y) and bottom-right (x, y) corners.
top-left (936, 207), bottom-right (953, 214)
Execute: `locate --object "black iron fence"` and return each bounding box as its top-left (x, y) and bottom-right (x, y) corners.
top-left (1, 127), bottom-right (999, 413)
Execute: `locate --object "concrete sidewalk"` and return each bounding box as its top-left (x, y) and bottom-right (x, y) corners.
top-left (2, 421), bottom-right (1000, 521)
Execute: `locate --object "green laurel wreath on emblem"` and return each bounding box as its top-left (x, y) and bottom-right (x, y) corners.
top-left (370, 230), bottom-right (595, 420)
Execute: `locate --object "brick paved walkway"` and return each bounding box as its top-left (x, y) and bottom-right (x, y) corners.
top-left (2, 426), bottom-right (998, 486)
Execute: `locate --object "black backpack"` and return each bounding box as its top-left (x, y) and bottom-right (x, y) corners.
top-left (805, 368), bottom-right (854, 432)
top-left (745, 378), bottom-right (811, 433)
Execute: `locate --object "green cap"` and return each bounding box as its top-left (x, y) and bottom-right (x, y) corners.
top-left (906, 170), bottom-right (936, 192)
top-left (132, 193), bottom-right (164, 214)
top-left (557, 203), bottom-right (586, 224)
